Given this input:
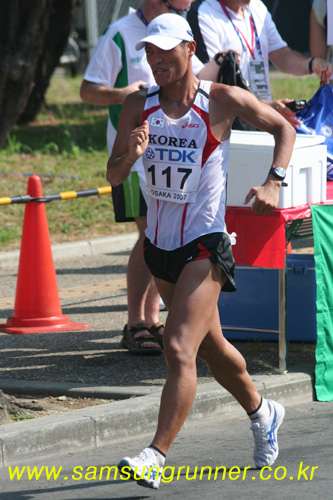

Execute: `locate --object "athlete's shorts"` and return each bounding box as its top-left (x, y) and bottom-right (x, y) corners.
top-left (143, 232), bottom-right (236, 292)
top-left (112, 171), bottom-right (148, 222)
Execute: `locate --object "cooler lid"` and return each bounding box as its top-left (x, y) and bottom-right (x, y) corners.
top-left (230, 130), bottom-right (325, 150)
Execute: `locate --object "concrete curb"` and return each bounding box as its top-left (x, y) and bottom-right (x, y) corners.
top-left (0, 379), bottom-right (160, 400)
top-left (0, 371), bottom-right (314, 467)
top-left (0, 233), bottom-right (139, 268)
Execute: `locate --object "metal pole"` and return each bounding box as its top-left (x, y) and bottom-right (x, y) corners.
top-left (278, 263), bottom-right (288, 374)
top-left (111, 0), bottom-right (123, 23)
top-left (85, 0), bottom-right (99, 59)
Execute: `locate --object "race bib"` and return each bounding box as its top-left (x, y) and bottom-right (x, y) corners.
top-left (143, 145), bottom-right (203, 204)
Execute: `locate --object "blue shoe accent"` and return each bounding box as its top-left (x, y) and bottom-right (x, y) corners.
top-left (251, 399), bottom-right (285, 469)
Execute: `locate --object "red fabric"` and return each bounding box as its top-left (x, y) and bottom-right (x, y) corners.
top-left (326, 181), bottom-right (333, 201)
top-left (225, 204), bottom-right (312, 269)
top-left (195, 243), bottom-right (212, 260)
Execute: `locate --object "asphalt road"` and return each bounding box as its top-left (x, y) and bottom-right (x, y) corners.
top-left (0, 400), bottom-right (332, 500)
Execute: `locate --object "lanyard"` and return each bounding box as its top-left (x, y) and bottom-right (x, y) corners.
top-left (137, 7), bottom-right (149, 27)
top-left (218, 1), bottom-right (262, 59)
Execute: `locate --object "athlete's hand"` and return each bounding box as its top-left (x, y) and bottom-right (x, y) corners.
top-left (270, 99), bottom-right (301, 129)
top-left (127, 120), bottom-right (149, 162)
top-left (244, 180), bottom-right (281, 214)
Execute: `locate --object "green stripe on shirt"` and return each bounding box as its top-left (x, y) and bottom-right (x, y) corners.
top-left (109, 31), bottom-right (128, 131)
top-left (123, 172), bottom-right (141, 218)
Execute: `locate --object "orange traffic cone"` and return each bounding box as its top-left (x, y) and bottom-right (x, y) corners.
top-left (0, 175), bottom-right (90, 334)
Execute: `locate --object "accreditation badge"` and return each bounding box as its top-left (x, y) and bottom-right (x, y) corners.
top-left (249, 59), bottom-right (271, 101)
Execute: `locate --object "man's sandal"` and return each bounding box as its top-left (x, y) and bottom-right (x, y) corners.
top-left (149, 321), bottom-right (164, 348)
top-left (121, 323), bottom-right (163, 355)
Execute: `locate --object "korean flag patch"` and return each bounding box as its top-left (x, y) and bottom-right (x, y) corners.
top-left (151, 117), bottom-right (165, 128)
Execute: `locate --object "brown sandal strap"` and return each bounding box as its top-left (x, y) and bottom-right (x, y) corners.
top-left (124, 323), bottom-right (156, 341)
top-left (149, 322), bottom-right (164, 343)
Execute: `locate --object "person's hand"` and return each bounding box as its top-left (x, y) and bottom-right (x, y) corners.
top-left (225, 49), bottom-right (241, 66)
top-left (122, 80), bottom-right (148, 99)
top-left (270, 99), bottom-right (302, 128)
top-left (244, 180), bottom-right (281, 214)
top-left (215, 50), bottom-right (241, 67)
top-left (311, 57), bottom-right (333, 83)
top-left (127, 120), bottom-right (149, 162)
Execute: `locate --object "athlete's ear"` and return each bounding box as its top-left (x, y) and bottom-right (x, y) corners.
top-left (188, 40), bottom-right (196, 57)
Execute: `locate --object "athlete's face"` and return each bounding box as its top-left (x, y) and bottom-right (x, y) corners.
top-left (145, 41), bottom-right (195, 86)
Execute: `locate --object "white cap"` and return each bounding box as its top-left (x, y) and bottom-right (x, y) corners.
top-left (135, 13), bottom-right (194, 51)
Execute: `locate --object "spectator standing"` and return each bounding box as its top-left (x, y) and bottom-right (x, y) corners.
top-left (188, 0), bottom-right (333, 126)
top-left (310, 0), bottom-right (333, 67)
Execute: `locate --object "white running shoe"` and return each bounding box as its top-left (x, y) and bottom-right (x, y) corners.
top-left (118, 447), bottom-right (162, 489)
top-left (250, 399), bottom-right (285, 469)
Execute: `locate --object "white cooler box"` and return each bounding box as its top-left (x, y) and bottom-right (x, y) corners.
top-left (228, 131), bottom-right (327, 208)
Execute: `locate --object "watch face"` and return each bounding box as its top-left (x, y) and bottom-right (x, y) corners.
top-left (273, 167), bottom-right (286, 179)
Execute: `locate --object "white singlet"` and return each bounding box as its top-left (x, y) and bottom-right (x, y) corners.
top-left (142, 80), bottom-right (230, 251)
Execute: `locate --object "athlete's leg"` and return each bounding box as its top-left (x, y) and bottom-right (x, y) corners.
top-left (197, 308), bottom-right (261, 413)
top-left (150, 258), bottom-right (224, 454)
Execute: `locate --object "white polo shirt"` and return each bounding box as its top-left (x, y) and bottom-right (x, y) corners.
top-left (188, 0), bottom-right (287, 101)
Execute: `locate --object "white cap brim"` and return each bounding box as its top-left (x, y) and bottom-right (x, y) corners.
top-left (135, 36), bottom-right (182, 51)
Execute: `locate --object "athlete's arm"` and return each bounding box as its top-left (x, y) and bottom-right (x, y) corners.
top-left (106, 92), bottom-right (147, 186)
top-left (80, 79), bottom-right (148, 106)
top-left (210, 84), bottom-right (296, 214)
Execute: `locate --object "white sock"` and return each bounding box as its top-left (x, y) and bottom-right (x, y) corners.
top-left (148, 446), bottom-right (165, 468)
top-left (248, 398), bottom-right (271, 425)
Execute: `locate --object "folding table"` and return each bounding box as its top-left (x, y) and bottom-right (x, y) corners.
top-left (223, 182), bottom-right (333, 373)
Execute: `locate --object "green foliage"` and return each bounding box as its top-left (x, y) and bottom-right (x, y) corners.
top-left (10, 413), bottom-right (34, 422)
top-left (6, 135), bottom-right (33, 155)
top-left (270, 73), bottom-right (320, 101)
top-left (0, 224), bottom-right (22, 246)
top-left (0, 74), bottom-right (136, 250)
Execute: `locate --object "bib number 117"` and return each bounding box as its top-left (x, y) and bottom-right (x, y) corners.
top-left (147, 164), bottom-right (192, 189)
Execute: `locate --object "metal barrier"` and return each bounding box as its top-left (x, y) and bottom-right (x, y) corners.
top-left (0, 186), bottom-right (111, 206)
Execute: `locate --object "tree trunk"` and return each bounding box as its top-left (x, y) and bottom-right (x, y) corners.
top-left (0, 390), bottom-right (44, 425)
top-left (0, 0), bottom-right (54, 148)
top-left (0, 0), bottom-right (82, 148)
top-left (18, 0), bottom-right (83, 125)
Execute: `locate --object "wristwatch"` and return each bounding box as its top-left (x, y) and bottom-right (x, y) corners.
top-left (269, 166), bottom-right (286, 181)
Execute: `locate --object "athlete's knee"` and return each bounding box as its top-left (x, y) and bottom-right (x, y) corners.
top-left (164, 337), bottom-right (196, 372)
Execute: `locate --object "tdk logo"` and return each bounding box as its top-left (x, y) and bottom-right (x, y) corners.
top-left (154, 148), bottom-right (197, 163)
top-left (146, 147), bottom-right (155, 160)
